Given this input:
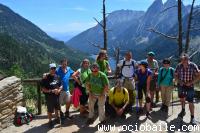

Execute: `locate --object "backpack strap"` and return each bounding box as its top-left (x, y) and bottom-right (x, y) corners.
top-left (113, 87), bottom-right (125, 95)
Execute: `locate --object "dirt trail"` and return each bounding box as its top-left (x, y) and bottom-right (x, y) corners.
top-left (2, 99), bottom-right (200, 133)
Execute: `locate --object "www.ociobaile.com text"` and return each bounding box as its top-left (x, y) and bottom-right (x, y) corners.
top-left (98, 123), bottom-right (200, 132)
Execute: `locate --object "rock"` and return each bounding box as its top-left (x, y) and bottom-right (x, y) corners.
top-left (1, 109), bottom-right (12, 115)
top-left (0, 100), bottom-right (12, 109)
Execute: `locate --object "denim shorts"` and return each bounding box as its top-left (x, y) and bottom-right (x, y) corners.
top-left (178, 86), bottom-right (194, 103)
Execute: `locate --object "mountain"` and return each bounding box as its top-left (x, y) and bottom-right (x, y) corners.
top-left (0, 4), bottom-right (88, 77)
top-left (67, 0), bottom-right (192, 59)
top-left (67, 10), bottom-right (145, 53)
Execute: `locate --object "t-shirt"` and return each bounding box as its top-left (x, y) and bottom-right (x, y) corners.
top-left (41, 74), bottom-right (61, 97)
top-left (157, 67), bottom-right (175, 87)
top-left (118, 59), bottom-right (137, 78)
top-left (56, 66), bottom-right (74, 92)
top-left (109, 87), bottom-right (129, 106)
top-left (97, 60), bottom-right (109, 75)
top-left (146, 59), bottom-right (159, 72)
top-left (78, 68), bottom-right (91, 87)
top-left (135, 68), bottom-right (152, 87)
top-left (85, 71), bottom-right (109, 95)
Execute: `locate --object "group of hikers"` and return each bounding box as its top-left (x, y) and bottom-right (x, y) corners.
top-left (41, 50), bottom-right (200, 128)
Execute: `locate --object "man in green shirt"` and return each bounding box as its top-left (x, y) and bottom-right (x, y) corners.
top-left (85, 63), bottom-right (109, 125)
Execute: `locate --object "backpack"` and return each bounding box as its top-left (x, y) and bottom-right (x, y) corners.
top-left (120, 60), bottom-right (136, 78)
top-left (14, 106), bottom-right (33, 126)
top-left (159, 67), bottom-right (174, 83)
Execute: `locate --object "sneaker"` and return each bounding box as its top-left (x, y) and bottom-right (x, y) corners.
top-left (190, 118), bottom-right (197, 125)
top-left (48, 121), bottom-right (53, 128)
top-left (65, 111), bottom-right (73, 119)
top-left (151, 102), bottom-right (157, 108)
top-left (55, 117), bottom-right (61, 124)
top-left (86, 118), bottom-right (94, 125)
top-left (146, 112), bottom-right (150, 117)
top-left (178, 110), bottom-right (186, 118)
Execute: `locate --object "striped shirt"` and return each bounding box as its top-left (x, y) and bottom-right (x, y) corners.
top-left (175, 62), bottom-right (199, 84)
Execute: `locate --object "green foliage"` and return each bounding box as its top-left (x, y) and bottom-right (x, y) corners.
top-left (22, 85), bottom-right (38, 100)
top-left (9, 64), bottom-right (25, 78)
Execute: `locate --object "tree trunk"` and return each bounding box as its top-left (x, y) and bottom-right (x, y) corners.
top-left (185, 0), bottom-right (195, 53)
top-left (178, 0), bottom-right (183, 55)
top-left (103, 0), bottom-right (107, 50)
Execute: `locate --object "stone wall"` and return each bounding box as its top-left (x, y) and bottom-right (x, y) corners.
top-left (0, 76), bottom-right (24, 131)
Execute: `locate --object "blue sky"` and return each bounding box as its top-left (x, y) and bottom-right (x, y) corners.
top-left (0, 0), bottom-right (199, 36)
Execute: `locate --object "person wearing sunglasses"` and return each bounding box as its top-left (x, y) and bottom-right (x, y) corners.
top-left (85, 63), bottom-right (109, 125)
top-left (41, 63), bottom-right (62, 128)
top-left (157, 59), bottom-right (174, 114)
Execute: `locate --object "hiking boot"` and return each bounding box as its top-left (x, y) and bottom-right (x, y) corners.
top-left (151, 102), bottom-right (157, 108)
top-left (164, 106), bottom-right (168, 113)
top-left (190, 118), bottom-right (197, 125)
top-left (86, 118), bottom-right (94, 125)
top-left (178, 110), bottom-right (186, 118)
top-left (61, 117), bottom-right (65, 125)
top-left (146, 112), bottom-right (150, 117)
top-left (120, 114), bottom-right (126, 120)
top-left (48, 121), bottom-right (53, 128)
top-left (160, 104), bottom-right (165, 111)
top-left (55, 117), bottom-right (61, 124)
top-left (65, 111), bottom-right (73, 119)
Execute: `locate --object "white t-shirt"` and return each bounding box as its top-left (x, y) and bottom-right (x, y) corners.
top-left (118, 59), bottom-right (137, 78)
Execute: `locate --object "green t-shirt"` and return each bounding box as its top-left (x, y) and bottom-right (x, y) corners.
top-left (79, 68), bottom-right (91, 84)
top-left (97, 60), bottom-right (109, 75)
top-left (86, 71), bottom-right (109, 95)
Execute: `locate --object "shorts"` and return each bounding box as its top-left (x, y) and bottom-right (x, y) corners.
top-left (149, 79), bottom-right (156, 92)
top-left (79, 87), bottom-right (88, 106)
top-left (137, 85), bottom-right (147, 100)
top-left (59, 91), bottom-right (71, 105)
top-left (46, 95), bottom-right (60, 113)
top-left (178, 86), bottom-right (194, 103)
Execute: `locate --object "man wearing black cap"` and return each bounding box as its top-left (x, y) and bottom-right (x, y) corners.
top-left (175, 53), bottom-right (200, 125)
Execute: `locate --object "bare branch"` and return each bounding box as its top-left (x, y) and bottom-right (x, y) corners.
top-left (93, 17), bottom-right (104, 28)
top-left (160, 5), bottom-right (178, 14)
top-left (147, 28), bottom-right (178, 40)
top-left (87, 39), bottom-right (102, 49)
top-left (190, 28), bottom-right (200, 31)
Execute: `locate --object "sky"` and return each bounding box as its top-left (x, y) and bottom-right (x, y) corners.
top-left (0, 0), bottom-right (199, 38)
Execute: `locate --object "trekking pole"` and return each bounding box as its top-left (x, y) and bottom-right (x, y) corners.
top-left (135, 81), bottom-right (139, 118)
top-left (172, 83), bottom-right (174, 115)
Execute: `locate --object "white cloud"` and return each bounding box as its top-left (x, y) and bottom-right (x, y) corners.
top-left (41, 22), bottom-right (97, 33)
top-left (61, 7), bottom-right (88, 11)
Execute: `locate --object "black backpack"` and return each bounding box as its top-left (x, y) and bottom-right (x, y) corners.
top-left (120, 60), bottom-right (136, 78)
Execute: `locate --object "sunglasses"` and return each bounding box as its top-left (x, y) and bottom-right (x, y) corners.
top-left (50, 67), bottom-right (56, 70)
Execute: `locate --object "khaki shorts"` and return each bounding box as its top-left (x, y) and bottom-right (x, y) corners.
top-left (59, 91), bottom-right (71, 105)
top-left (150, 80), bottom-right (156, 92)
